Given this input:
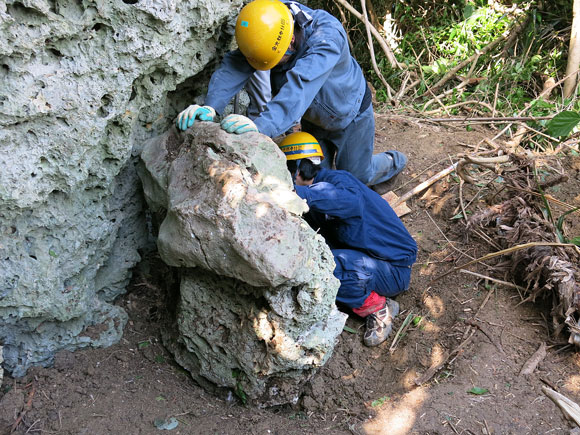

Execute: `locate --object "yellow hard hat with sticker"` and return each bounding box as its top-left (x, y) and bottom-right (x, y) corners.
top-left (279, 132), bottom-right (324, 161)
top-left (235, 0), bottom-right (294, 70)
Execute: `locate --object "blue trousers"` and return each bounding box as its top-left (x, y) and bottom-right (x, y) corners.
top-left (302, 104), bottom-right (407, 186)
top-left (332, 249), bottom-right (411, 309)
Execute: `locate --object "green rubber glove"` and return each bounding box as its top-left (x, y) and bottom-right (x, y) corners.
top-left (176, 105), bottom-right (216, 131)
top-left (220, 114), bottom-right (258, 134)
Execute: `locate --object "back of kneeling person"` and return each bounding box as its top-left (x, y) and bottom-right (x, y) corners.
top-left (290, 154), bottom-right (417, 347)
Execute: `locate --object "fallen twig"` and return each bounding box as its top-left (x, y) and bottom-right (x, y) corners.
top-left (11, 386), bottom-right (35, 434)
top-left (540, 377), bottom-right (558, 391)
top-left (394, 156), bottom-right (453, 193)
top-left (389, 312), bottom-right (414, 353)
top-left (392, 162), bottom-right (458, 207)
top-left (461, 279), bottom-right (497, 341)
top-left (423, 100), bottom-right (495, 116)
top-left (500, 183), bottom-right (578, 210)
top-left (428, 115), bottom-right (554, 123)
top-left (459, 269), bottom-right (527, 293)
top-left (466, 319), bottom-right (505, 354)
top-left (422, 80), bottom-right (470, 113)
top-left (425, 210), bottom-right (479, 263)
top-left (415, 330), bottom-right (476, 385)
top-left (430, 242), bottom-right (578, 284)
top-left (519, 342), bottom-right (547, 376)
top-left (515, 122), bottom-right (561, 143)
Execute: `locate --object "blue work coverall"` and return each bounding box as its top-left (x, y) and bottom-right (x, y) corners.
top-left (294, 169), bottom-right (417, 309)
top-left (204, 2), bottom-right (405, 185)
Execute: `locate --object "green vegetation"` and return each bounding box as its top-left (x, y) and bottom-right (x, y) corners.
top-left (310, 0), bottom-right (580, 148)
top-left (232, 369), bottom-right (248, 405)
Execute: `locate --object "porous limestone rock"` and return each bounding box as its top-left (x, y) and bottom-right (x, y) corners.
top-left (0, 0), bottom-right (244, 376)
top-left (139, 123), bottom-right (347, 406)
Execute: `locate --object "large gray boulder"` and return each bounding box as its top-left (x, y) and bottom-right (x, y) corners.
top-left (139, 123), bottom-right (347, 406)
top-left (0, 0), bottom-right (244, 376)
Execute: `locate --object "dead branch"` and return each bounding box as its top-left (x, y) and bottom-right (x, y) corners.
top-left (501, 15), bottom-right (530, 56)
top-left (519, 342), bottom-right (547, 376)
top-left (456, 154), bottom-right (510, 184)
top-left (429, 242), bottom-right (579, 284)
top-left (397, 78), bottom-right (422, 99)
top-left (516, 122), bottom-right (561, 143)
top-left (497, 182), bottom-right (576, 210)
top-left (364, 0), bottom-right (382, 31)
top-left (459, 269), bottom-right (527, 293)
top-left (492, 82), bottom-right (500, 118)
top-left (392, 162), bottom-right (458, 207)
top-left (542, 386), bottom-right (580, 427)
top-left (422, 81), bottom-right (470, 112)
top-left (333, 0), bottom-right (403, 70)
top-left (423, 100), bottom-right (495, 116)
top-left (491, 70), bottom-right (580, 142)
top-left (505, 124), bottom-right (528, 151)
top-left (428, 115), bottom-right (555, 123)
top-left (359, 0), bottom-right (394, 101)
top-left (426, 32), bottom-right (509, 95)
top-left (426, 15), bottom-right (529, 96)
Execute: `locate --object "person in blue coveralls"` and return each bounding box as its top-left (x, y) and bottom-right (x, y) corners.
top-left (176, 0), bottom-right (407, 187)
top-left (279, 132), bottom-right (417, 346)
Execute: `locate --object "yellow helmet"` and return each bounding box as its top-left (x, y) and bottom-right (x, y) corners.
top-left (235, 0), bottom-right (294, 71)
top-left (279, 132), bottom-right (324, 161)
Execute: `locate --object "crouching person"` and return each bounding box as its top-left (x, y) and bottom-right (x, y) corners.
top-left (280, 132), bottom-right (418, 347)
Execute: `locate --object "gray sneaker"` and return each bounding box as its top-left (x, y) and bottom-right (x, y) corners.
top-left (363, 299), bottom-right (400, 347)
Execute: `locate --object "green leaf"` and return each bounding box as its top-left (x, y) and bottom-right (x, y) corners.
top-left (571, 237), bottom-right (580, 246)
top-left (451, 211), bottom-right (472, 219)
top-left (138, 341), bottom-right (150, 349)
top-left (155, 395), bottom-right (166, 401)
top-left (235, 383), bottom-right (247, 405)
top-left (556, 207), bottom-right (580, 235)
top-left (412, 316), bottom-right (423, 326)
top-left (371, 396), bottom-right (390, 407)
top-left (154, 355), bottom-right (165, 364)
top-left (546, 111), bottom-right (580, 138)
top-left (343, 326), bottom-right (357, 334)
top-left (49, 249), bottom-right (57, 258)
top-left (463, 3), bottom-right (475, 19)
top-left (468, 387), bottom-right (488, 395)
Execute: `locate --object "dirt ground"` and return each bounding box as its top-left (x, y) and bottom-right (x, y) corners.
top-left (2, 113), bottom-right (580, 435)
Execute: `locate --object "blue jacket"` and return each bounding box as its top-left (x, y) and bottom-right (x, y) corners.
top-left (204, 2), bottom-right (367, 138)
top-left (294, 169), bottom-right (417, 267)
